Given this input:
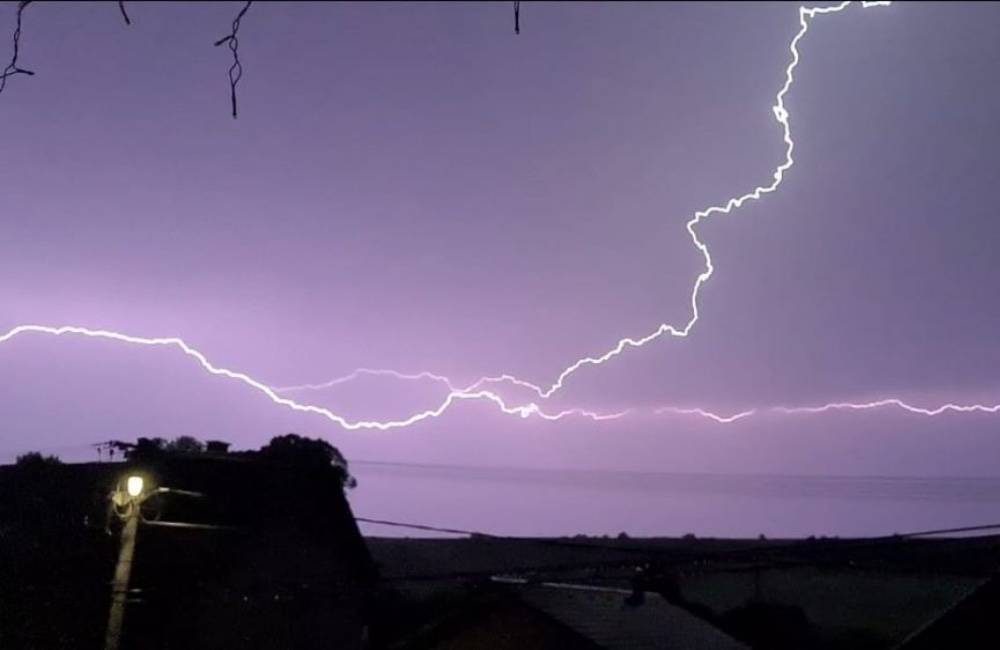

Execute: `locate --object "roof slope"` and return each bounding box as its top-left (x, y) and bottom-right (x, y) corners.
top-left (519, 583), bottom-right (749, 650)
top-left (895, 575), bottom-right (999, 650)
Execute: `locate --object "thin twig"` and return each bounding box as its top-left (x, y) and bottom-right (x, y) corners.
top-left (514, 1), bottom-right (520, 35)
top-left (0, 1), bottom-right (34, 96)
top-left (214, 0), bottom-right (252, 119)
top-left (118, 1), bottom-right (131, 26)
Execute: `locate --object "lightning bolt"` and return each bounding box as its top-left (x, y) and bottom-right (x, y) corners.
top-left (653, 406), bottom-right (757, 424)
top-left (3, 325), bottom-right (997, 428)
top-left (0, 325), bottom-right (628, 427)
top-left (274, 369), bottom-right (460, 394)
top-left (651, 399), bottom-right (1000, 424)
top-left (465, 0), bottom-right (895, 401)
top-left (15, 2), bottom-right (981, 436)
top-left (281, 0), bottom-right (895, 404)
top-left (774, 399), bottom-right (1000, 417)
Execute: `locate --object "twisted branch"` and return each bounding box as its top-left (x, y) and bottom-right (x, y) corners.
top-left (0, 1), bottom-right (34, 96)
top-left (214, 0), bottom-right (252, 119)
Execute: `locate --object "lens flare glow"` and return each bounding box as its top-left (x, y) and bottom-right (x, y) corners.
top-left (126, 475), bottom-right (144, 497)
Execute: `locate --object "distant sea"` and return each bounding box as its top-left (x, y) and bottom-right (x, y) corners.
top-left (350, 460), bottom-right (1000, 539)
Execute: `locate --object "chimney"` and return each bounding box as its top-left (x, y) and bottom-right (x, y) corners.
top-left (625, 567), bottom-right (646, 607)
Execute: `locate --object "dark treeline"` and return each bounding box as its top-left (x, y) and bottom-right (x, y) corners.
top-left (16, 432), bottom-right (357, 491)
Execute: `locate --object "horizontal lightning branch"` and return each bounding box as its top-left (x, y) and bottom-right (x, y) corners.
top-left (653, 407), bottom-right (757, 424)
top-left (0, 325), bottom-right (629, 428)
top-left (277, 370), bottom-right (1000, 424)
top-left (774, 400), bottom-right (1000, 418)
top-left (1, 326), bottom-right (997, 429)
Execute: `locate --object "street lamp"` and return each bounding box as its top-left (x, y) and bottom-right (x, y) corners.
top-left (104, 474), bottom-right (146, 650)
top-left (103, 474), bottom-right (215, 650)
top-left (126, 476), bottom-right (144, 498)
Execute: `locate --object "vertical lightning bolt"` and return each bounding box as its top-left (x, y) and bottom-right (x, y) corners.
top-left (511, 0), bottom-right (894, 399)
top-left (286, 0), bottom-right (895, 403)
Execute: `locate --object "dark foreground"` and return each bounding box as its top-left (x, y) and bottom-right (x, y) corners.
top-left (3, 458), bottom-right (999, 649)
top-left (366, 534), bottom-right (999, 649)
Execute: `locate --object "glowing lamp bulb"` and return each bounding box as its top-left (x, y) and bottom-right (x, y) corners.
top-left (126, 476), bottom-right (145, 497)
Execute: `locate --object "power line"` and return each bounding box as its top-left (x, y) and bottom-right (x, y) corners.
top-left (362, 515), bottom-right (1000, 548)
top-left (353, 457), bottom-right (1000, 484)
top-left (358, 517), bottom-right (490, 538)
top-left (357, 516), bottom-right (672, 561)
top-left (359, 515), bottom-right (1000, 581)
top-left (875, 522), bottom-right (1000, 539)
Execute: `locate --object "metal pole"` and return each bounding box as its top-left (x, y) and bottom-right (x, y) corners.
top-left (104, 501), bottom-right (139, 650)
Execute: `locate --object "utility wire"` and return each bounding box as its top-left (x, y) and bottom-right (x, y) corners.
top-left (358, 516), bottom-right (681, 557)
top-left (359, 515), bottom-right (1000, 581)
top-left (0, 0), bottom-right (34, 96)
top-left (214, 0), bottom-right (252, 118)
top-left (358, 517), bottom-right (490, 538)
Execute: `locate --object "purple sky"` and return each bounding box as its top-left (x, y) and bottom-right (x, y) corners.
top-left (3, 2), bottom-right (1000, 536)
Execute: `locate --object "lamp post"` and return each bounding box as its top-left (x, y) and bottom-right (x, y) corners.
top-left (103, 475), bottom-right (144, 650)
top-left (102, 474), bottom-right (221, 650)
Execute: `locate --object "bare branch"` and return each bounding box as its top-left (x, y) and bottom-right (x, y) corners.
top-left (118, 1), bottom-right (131, 26)
top-left (214, 0), bottom-right (252, 119)
top-left (1, 1), bottom-right (34, 96)
top-left (514, 1), bottom-right (520, 35)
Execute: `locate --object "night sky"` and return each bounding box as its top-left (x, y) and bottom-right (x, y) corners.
top-left (3, 2), bottom-right (1000, 536)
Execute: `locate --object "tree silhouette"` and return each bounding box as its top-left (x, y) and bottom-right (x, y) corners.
top-left (164, 435), bottom-right (205, 454)
top-left (257, 433), bottom-right (357, 490)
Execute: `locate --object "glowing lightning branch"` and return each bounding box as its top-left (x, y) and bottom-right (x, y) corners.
top-left (774, 399), bottom-right (1000, 417)
top-left (654, 406), bottom-right (757, 424)
top-left (651, 399), bottom-right (1000, 424)
top-left (274, 369), bottom-right (460, 394)
top-left (276, 369), bottom-right (540, 399)
top-left (0, 325), bottom-right (627, 428)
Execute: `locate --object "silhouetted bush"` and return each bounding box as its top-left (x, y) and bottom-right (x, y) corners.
top-left (14, 451), bottom-right (62, 468)
top-left (165, 435), bottom-right (205, 454)
top-left (126, 436), bottom-right (225, 458)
